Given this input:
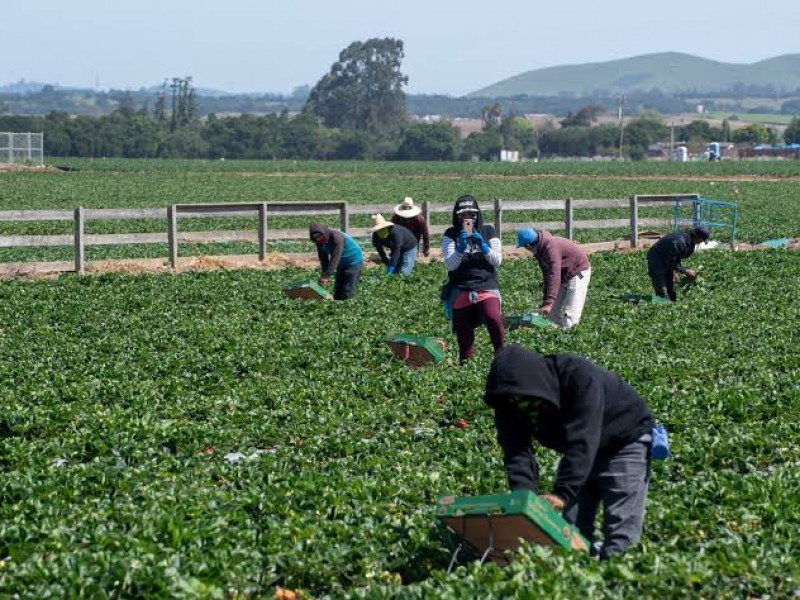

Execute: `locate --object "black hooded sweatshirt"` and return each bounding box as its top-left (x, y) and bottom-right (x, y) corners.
top-left (647, 229), bottom-right (695, 275)
top-left (484, 344), bottom-right (653, 503)
top-left (443, 195), bottom-right (499, 291)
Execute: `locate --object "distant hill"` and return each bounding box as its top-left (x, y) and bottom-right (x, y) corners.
top-left (0, 80), bottom-right (89, 95)
top-left (469, 53), bottom-right (800, 98)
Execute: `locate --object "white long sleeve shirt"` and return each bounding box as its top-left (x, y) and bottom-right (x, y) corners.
top-left (442, 233), bottom-right (503, 271)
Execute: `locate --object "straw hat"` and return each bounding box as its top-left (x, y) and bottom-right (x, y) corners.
top-left (393, 196), bottom-right (422, 218)
top-left (369, 213), bottom-right (395, 233)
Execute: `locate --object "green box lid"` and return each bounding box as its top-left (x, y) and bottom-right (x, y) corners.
top-left (436, 490), bottom-right (589, 561)
top-left (282, 280), bottom-right (333, 301)
top-left (387, 333), bottom-right (446, 365)
top-left (503, 312), bottom-right (556, 330)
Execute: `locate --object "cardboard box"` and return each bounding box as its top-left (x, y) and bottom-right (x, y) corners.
top-left (282, 280), bottom-right (333, 301)
top-left (503, 312), bottom-right (556, 331)
top-left (387, 334), bottom-right (446, 367)
top-left (437, 491), bottom-right (588, 564)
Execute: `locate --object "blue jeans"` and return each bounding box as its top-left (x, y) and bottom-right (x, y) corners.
top-left (562, 438), bottom-right (651, 559)
top-left (334, 262), bottom-right (362, 300)
top-left (398, 247), bottom-right (417, 274)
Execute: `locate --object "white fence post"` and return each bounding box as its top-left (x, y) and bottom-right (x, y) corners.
top-left (339, 202), bottom-right (349, 233)
top-left (258, 202), bottom-right (267, 261)
top-left (565, 198), bottom-right (574, 240)
top-left (493, 198), bottom-right (502, 238)
top-left (74, 207), bottom-right (85, 273)
top-left (167, 205), bottom-right (178, 269)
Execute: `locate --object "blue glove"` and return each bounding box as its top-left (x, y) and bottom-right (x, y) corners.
top-left (455, 230), bottom-right (469, 253)
top-left (650, 425), bottom-right (670, 460)
top-left (472, 231), bottom-right (491, 254)
top-left (386, 265), bottom-right (395, 275)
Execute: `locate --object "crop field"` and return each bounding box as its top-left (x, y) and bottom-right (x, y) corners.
top-left (1, 160), bottom-right (799, 598)
top-left (2, 159), bottom-right (800, 264)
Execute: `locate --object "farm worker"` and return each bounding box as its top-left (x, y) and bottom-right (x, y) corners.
top-left (392, 196), bottom-right (431, 257)
top-left (309, 223), bottom-right (363, 300)
top-left (370, 214), bottom-right (419, 275)
top-left (484, 344), bottom-right (655, 559)
top-left (647, 226), bottom-right (710, 302)
top-left (441, 195), bottom-right (504, 364)
top-left (516, 229), bottom-right (591, 329)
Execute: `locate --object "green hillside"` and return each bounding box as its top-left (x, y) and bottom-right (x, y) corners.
top-left (470, 52), bottom-right (800, 98)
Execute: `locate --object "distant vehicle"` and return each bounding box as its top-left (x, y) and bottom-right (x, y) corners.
top-left (707, 142), bottom-right (721, 161)
top-left (673, 145), bottom-right (689, 162)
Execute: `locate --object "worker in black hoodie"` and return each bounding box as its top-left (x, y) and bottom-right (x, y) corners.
top-left (484, 344), bottom-right (654, 559)
top-left (647, 226), bottom-right (710, 301)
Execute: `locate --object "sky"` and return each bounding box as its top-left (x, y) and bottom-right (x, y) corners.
top-left (6, 0), bottom-right (800, 97)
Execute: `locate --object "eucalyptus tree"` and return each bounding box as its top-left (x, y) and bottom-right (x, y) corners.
top-left (304, 38), bottom-right (409, 136)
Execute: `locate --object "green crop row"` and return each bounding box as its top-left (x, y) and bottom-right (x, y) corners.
top-left (1, 159), bottom-right (799, 268)
top-left (1, 249), bottom-right (799, 598)
top-left (47, 157), bottom-right (800, 177)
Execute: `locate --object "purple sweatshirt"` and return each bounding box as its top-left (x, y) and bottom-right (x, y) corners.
top-left (534, 230), bottom-right (590, 309)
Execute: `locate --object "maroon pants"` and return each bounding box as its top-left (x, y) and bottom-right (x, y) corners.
top-left (452, 297), bottom-right (505, 363)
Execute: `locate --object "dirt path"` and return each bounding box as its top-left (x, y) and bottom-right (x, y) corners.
top-left (4, 238), bottom-right (796, 280)
top-left (0, 243), bottom-right (626, 280)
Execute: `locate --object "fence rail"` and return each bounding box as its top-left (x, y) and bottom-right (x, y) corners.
top-left (0, 194), bottom-right (698, 273)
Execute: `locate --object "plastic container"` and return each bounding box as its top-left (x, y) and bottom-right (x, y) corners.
top-left (437, 490), bottom-right (589, 565)
top-left (387, 333), bottom-right (446, 367)
top-left (503, 312), bottom-right (556, 330)
top-left (282, 280), bottom-right (333, 301)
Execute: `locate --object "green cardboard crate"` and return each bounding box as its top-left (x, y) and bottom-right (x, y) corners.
top-left (387, 333), bottom-right (446, 367)
top-left (437, 491), bottom-right (589, 564)
top-left (503, 312), bottom-right (556, 331)
top-left (283, 280), bottom-right (333, 301)
top-left (622, 293), bottom-right (672, 305)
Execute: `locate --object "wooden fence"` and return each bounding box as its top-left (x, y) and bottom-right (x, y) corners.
top-left (0, 194), bottom-right (698, 273)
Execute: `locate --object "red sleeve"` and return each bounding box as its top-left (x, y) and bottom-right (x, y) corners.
top-left (417, 215), bottom-right (430, 251)
top-left (537, 245), bottom-right (562, 308)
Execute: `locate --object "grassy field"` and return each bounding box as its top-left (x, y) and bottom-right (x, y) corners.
top-left (1, 160), bottom-right (799, 597)
top-left (1, 159), bottom-right (799, 263)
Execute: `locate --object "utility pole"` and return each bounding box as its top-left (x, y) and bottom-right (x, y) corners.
top-left (618, 93), bottom-right (626, 160)
top-left (670, 119), bottom-right (674, 160)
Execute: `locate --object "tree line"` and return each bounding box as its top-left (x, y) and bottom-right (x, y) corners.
top-left (1, 38), bottom-right (797, 161)
top-left (2, 105), bottom-right (794, 162)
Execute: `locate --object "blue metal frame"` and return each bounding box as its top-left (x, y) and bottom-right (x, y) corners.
top-left (673, 196), bottom-right (738, 244)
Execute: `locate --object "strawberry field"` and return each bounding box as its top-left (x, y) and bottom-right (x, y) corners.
top-left (1, 160), bottom-right (800, 598)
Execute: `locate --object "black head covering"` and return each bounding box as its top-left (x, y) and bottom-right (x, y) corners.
top-left (690, 226), bottom-right (711, 241)
top-left (451, 195), bottom-right (484, 230)
top-left (309, 223), bottom-right (332, 242)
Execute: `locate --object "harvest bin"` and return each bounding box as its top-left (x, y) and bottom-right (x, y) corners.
top-left (282, 280), bottom-right (333, 301)
top-left (437, 490), bottom-right (588, 565)
top-left (386, 333), bottom-right (446, 367)
top-left (503, 312), bottom-right (556, 330)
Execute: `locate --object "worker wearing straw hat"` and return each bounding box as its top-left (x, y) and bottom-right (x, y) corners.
top-left (392, 197), bottom-right (430, 258)
top-left (370, 214), bottom-right (419, 275)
